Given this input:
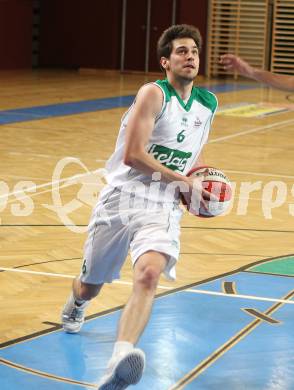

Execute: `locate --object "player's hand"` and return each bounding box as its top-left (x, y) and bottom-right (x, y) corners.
top-left (219, 54), bottom-right (254, 78)
top-left (181, 176), bottom-right (214, 210)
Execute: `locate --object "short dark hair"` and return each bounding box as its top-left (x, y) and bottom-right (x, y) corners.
top-left (157, 24), bottom-right (202, 61)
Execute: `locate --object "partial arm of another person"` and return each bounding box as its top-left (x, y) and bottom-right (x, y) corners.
top-left (220, 54), bottom-right (294, 92)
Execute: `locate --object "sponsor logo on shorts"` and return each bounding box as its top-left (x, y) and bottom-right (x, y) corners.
top-left (82, 259), bottom-right (87, 274)
top-left (172, 240), bottom-right (179, 248)
top-left (148, 144), bottom-right (192, 172)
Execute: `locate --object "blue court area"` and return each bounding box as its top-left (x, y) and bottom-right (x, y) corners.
top-left (0, 82), bottom-right (256, 126)
top-left (0, 261), bottom-right (293, 390)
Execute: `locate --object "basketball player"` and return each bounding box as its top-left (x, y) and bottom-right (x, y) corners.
top-left (220, 53), bottom-right (294, 92)
top-left (61, 24), bottom-right (218, 389)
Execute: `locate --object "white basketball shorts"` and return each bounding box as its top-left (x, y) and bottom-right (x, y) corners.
top-left (79, 186), bottom-right (183, 284)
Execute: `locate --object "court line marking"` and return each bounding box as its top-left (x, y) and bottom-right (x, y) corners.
top-left (225, 169), bottom-right (294, 180)
top-left (0, 267), bottom-right (75, 279)
top-left (0, 267), bottom-right (293, 305)
top-left (0, 357), bottom-right (97, 388)
top-left (222, 281), bottom-right (237, 294)
top-left (242, 308), bottom-right (281, 324)
top-left (169, 289), bottom-right (294, 389)
top-left (1, 174), bottom-right (49, 181)
top-left (182, 288), bottom-right (294, 305)
top-left (209, 118), bottom-right (294, 143)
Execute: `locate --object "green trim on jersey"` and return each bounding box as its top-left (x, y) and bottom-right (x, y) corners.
top-left (195, 87), bottom-right (218, 113)
top-left (155, 79), bottom-right (217, 113)
top-left (155, 79), bottom-right (172, 103)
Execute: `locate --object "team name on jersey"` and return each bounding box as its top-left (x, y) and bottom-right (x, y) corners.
top-left (149, 144), bottom-right (192, 172)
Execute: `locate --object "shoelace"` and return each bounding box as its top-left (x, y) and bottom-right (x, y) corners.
top-left (69, 307), bottom-right (83, 320)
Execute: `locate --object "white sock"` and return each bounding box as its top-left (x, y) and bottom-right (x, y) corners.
top-left (112, 341), bottom-right (134, 358)
top-left (71, 292), bottom-right (87, 306)
top-left (75, 298), bottom-right (87, 306)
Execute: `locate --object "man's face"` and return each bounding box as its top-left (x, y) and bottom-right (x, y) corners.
top-left (161, 38), bottom-right (200, 81)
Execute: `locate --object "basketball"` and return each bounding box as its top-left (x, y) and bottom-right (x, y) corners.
top-left (182, 166), bottom-right (232, 217)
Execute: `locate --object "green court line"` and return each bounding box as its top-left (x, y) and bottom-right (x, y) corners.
top-left (248, 256), bottom-right (294, 276)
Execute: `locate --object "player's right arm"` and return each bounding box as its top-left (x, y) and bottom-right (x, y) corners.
top-left (220, 54), bottom-right (294, 92)
top-left (123, 84), bottom-right (206, 202)
top-left (124, 84), bottom-right (189, 184)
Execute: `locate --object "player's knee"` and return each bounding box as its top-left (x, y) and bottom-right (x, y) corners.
top-left (137, 265), bottom-right (161, 290)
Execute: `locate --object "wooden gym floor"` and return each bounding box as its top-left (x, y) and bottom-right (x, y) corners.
top-left (0, 69), bottom-right (293, 389)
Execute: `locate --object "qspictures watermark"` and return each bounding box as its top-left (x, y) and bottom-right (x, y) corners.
top-left (1, 157), bottom-right (294, 233)
top-left (0, 157), bottom-right (107, 233)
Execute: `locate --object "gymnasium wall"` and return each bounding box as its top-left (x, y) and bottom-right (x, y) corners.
top-left (122, 0), bottom-right (208, 74)
top-left (177, 0), bottom-right (208, 76)
top-left (39, 0), bottom-right (122, 69)
top-left (0, 0), bottom-right (33, 69)
top-left (0, 0), bottom-right (209, 74)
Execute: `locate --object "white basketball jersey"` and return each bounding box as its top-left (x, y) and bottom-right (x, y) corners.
top-left (105, 79), bottom-right (218, 203)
